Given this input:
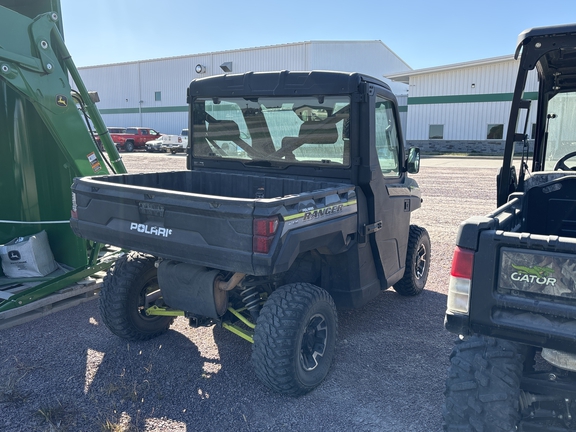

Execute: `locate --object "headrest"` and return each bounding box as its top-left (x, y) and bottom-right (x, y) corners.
top-left (298, 120), bottom-right (339, 144)
top-left (206, 120), bottom-right (241, 142)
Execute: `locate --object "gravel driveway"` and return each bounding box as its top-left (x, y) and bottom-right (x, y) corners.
top-left (0, 153), bottom-right (500, 432)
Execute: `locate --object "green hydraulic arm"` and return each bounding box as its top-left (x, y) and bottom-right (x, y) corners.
top-left (0, 7), bottom-right (125, 172)
top-left (0, 3), bottom-right (127, 313)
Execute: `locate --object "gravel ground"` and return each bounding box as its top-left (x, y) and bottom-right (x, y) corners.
top-left (0, 153), bottom-right (500, 432)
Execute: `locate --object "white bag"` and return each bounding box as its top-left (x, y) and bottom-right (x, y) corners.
top-left (0, 230), bottom-right (58, 278)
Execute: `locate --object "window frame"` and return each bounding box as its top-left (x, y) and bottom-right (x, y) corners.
top-left (428, 124), bottom-right (444, 140)
top-left (487, 123), bottom-right (504, 140)
top-left (374, 94), bottom-right (401, 178)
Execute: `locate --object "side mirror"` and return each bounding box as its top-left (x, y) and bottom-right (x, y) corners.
top-left (406, 147), bottom-right (421, 174)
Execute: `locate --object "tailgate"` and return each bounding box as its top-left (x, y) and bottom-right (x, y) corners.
top-left (470, 230), bottom-right (576, 351)
top-left (70, 177), bottom-right (255, 273)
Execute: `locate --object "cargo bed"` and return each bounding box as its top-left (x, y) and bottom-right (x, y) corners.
top-left (71, 170), bottom-right (356, 275)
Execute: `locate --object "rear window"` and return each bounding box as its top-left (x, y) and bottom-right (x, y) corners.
top-left (192, 95), bottom-right (350, 166)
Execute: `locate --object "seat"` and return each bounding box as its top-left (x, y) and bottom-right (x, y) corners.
top-left (205, 120), bottom-right (261, 158)
top-left (523, 175), bottom-right (576, 237)
top-left (278, 119), bottom-right (340, 160)
top-left (192, 123), bottom-right (211, 156)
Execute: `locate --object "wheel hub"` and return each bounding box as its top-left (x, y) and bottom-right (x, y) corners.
top-left (300, 314), bottom-right (328, 371)
top-left (415, 244), bottom-right (428, 279)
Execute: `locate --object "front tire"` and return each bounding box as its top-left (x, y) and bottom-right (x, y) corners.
top-left (99, 252), bottom-right (174, 341)
top-left (394, 225), bottom-right (430, 296)
top-left (252, 283), bottom-right (338, 396)
top-left (443, 335), bottom-right (525, 431)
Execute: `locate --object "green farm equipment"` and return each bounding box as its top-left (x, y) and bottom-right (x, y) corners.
top-left (0, 0), bottom-right (126, 326)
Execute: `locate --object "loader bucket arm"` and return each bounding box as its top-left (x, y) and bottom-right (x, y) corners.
top-left (0, 6), bottom-right (125, 174)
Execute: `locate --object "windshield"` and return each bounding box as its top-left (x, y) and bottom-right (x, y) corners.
top-left (543, 91), bottom-right (576, 169)
top-left (192, 96), bottom-right (350, 165)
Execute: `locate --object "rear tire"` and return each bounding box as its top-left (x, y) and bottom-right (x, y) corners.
top-left (125, 141), bottom-right (135, 152)
top-left (394, 225), bottom-right (430, 296)
top-left (443, 335), bottom-right (525, 431)
top-left (99, 252), bottom-right (174, 341)
top-left (252, 283), bottom-right (338, 396)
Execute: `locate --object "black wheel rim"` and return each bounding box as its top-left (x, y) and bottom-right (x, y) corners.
top-left (300, 314), bottom-right (328, 371)
top-left (415, 243), bottom-right (428, 279)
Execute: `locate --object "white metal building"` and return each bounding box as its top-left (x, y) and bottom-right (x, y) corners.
top-left (387, 56), bottom-right (539, 153)
top-left (78, 41), bottom-right (540, 154)
top-left (78, 41), bottom-right (411, 136)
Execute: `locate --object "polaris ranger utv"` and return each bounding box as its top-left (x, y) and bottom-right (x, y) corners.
top-left (444, 24), bottom-right (576, 430)
top-left (70, 71), bottom-right (430, 396)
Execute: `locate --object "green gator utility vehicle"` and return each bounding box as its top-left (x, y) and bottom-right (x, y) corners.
top-left (444, 24), bottom-right (576, 431)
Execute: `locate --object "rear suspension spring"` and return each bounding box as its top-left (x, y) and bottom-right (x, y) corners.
top-left (240, 286), bottom-right (261, 320)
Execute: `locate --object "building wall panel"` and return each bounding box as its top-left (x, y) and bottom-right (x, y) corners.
top-left (79, 41), bottom-right (412, 135)
top-left (408, 60), bottom-right (524, 97)
top-left (404, 61), bottom-right (539, 143)
top-left (406, 100), bottom-right (537, 141)
top-left (80, 63), bottom-right (141, 109)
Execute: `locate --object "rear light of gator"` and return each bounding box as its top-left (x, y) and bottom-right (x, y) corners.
top-left (253, 216), bottom-right (279, 254)
top-left (447, 246), bottom-right (474, 314)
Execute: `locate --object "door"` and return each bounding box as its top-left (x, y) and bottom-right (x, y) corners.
top-left (367, 94), bottom-right (411, 287)
top-left (140, 129), bottom-right (149, 144)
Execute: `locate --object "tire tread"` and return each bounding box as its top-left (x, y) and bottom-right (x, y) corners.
top-left (99, 252), bottom-right (173, 341)
top-left (251, 283), bottom-right (337, 396)
top-left (394, 224), bottom-right (431, 296)
top-left (443, 335), bottom-right (525, 431)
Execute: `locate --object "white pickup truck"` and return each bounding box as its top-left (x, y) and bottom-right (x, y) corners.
top-left (144, 134), bottom-right (181, 153)
top-left (161, 129), bottom-right (188, 154)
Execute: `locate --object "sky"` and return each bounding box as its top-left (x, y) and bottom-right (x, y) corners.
top-left (60, 0), bottom-right (576, 71)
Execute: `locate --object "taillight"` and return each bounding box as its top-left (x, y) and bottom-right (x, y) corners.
top-left (447, 246), bottom-right (474, 314)
top-left (253, 216), bottom-right (279, 254)
top-left (451, 246), bottom-right (474, 278)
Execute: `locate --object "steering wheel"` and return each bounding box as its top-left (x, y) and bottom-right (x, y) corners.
top-left (554, 151), bottom-right (576, 170)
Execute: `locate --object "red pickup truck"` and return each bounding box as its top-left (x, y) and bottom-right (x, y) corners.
top-left (111, 127), bottom-right (161, 152)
